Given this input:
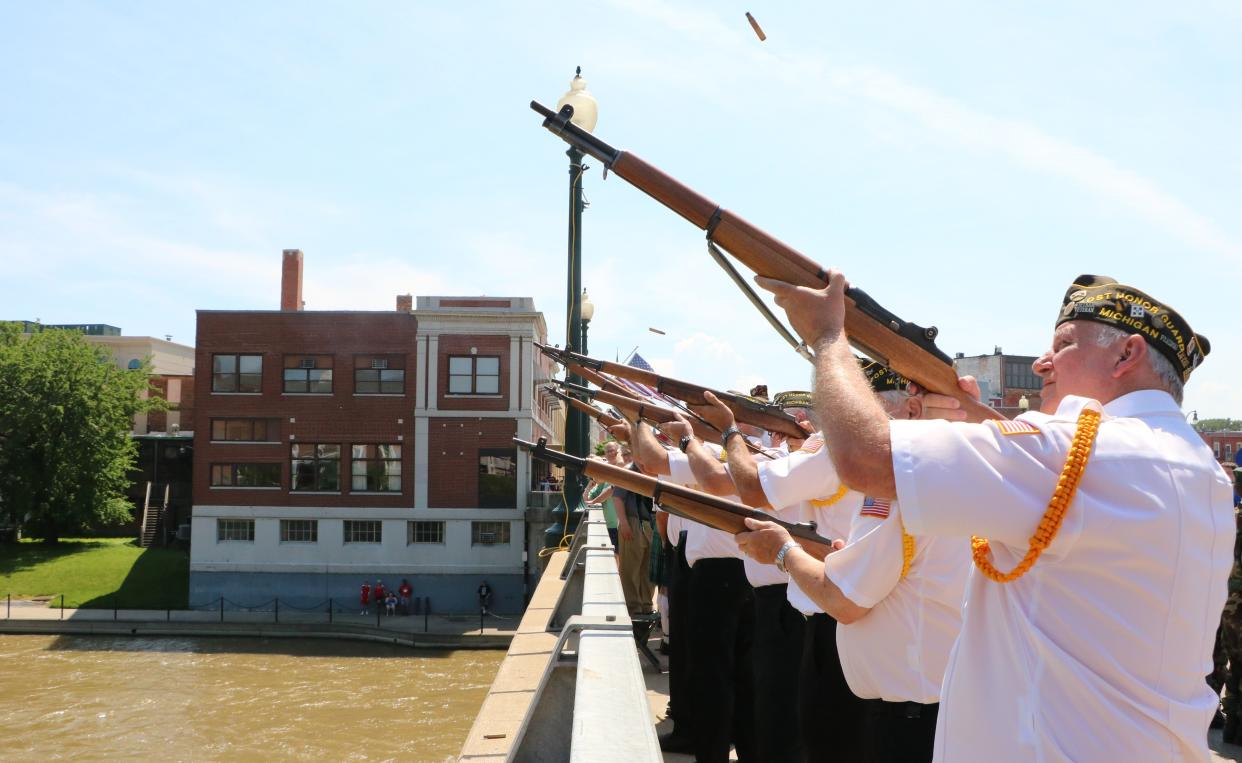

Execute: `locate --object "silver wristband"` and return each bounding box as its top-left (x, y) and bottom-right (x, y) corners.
top-left (774, 540), bottom-right (801, 574)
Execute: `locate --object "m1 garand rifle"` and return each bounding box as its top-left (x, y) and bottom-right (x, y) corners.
top-left (537, 342), bottom-right (805, 439)
top-left (516, 437), bottom-right (838, 556)
top-left (529, 101), bottom-right (1003, 423)
top-left (547, 386), bottom-right (624, 429)
top-left (553, 379), bottom-right (726, 448)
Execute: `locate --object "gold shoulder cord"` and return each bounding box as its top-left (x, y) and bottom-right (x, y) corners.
top-left (971, 408), bottom-right (1102, 583)
top-left (900, 524), bottom-right (915, 580)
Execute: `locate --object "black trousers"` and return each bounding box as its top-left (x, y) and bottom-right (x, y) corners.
top-left (753, 583), bottom-right (806, 763)
top-left (667, 531), bottom-right (692, 733)
top-left (800, 612), bottom-right (865, 762)
top-left (860, 700), bottom-right (938, 762)
top-left (689, 557), bottom-right (756, 763)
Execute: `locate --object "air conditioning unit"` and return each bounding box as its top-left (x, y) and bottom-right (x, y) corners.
top-left (371, 359), bottom-right (389, 369)
top-left (176, 524), bottom-right (191, 541)
top-left (300, 358), bottom-right (316, 369)
top-left (478, 531), bottom-right (497, 544)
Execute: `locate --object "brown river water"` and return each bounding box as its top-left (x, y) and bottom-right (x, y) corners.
top-left (0, 634), bottom-right (502, 762)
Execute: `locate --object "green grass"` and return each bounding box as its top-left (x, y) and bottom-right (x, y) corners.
top-left (0, 537), bottom-right (188, 609)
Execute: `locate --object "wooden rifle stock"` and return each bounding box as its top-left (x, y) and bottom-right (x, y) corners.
top-left (548, 387), bottom-right (623, 428)
top-left (531, 102), bottom-right (1003, 423)
top-left (541, 344), bottom-right (805, 439)
top-left (516, 437), bottom-right (837, 555)
top-left (555, 380), bottom-right (725, 447)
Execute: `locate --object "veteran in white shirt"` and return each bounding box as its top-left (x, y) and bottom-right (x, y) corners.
top-left (747, 271), bottom-right (1232, 762)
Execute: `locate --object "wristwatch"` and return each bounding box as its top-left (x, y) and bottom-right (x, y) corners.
top-left (721, 426), bottom-right (743, 448)
top-left (774, 540), bottom-right (801, 574)
top-left (678, 435), bottom-right (693, 453)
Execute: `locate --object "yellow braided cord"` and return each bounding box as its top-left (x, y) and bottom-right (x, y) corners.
top-left (971, 408), bottom-right (1101, 583)
top-left (900, 523), bottom-right (915, 580)
top-left (810, 483), bottom-right (849, 508)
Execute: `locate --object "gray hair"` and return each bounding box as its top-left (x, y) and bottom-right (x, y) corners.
top-left (877, 390), bottom-right (912, 418)
top-left (1094, 325), bottom-right (1183, 404)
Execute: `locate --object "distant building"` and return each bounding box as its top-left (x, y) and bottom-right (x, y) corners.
top-left (1200, 431), bottom-right (1242, 470)
top-left (188, 250), bottom-right (560, 614)
top-left (952, 347), bottom-right (1043, 419)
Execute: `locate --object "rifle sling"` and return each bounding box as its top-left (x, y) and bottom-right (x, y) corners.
top-left (706, 240), bottom-right (813, 363)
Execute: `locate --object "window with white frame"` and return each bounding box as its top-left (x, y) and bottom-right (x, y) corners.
top-left (216, 518), bottom-right (255, 542)
top-left (408, 520), bottom-right (445, 545)
top-left (471, 521), bottom-right (510, 546)
top-left (351, 444), bottom-right (401, 492)
top-left (344, 520), bottom-right (382, 544)
top-left (280, 519), bottom-right (318, 543)
top-left (447, 355), bottom-right (500, 394)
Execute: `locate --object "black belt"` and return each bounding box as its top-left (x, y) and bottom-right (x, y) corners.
top-left (866, 698), bottom-right (936, 719)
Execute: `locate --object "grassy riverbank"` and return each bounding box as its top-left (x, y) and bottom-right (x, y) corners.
top-left (0, 537), bottom-right (188, 609)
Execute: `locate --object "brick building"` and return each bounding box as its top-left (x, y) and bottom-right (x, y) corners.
top-left (189, 250), bottom-right (560, 613)
top-left (952, 348), bottom-right (1043, 418)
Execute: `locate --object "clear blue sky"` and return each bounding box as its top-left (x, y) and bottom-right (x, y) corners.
top-left (3, 2), bottom-right (1239, 416)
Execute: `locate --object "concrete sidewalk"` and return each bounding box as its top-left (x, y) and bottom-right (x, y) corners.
top-left (0, 598), bottom-right (516, 648)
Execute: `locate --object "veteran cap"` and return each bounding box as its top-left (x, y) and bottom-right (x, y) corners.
top-left (773, 390), bottom-right (813, 410)
top-left (749, 384), bottom-right (770, 401)
top-left (1058, 275), bottom-right (1209, 382)
top-left (858, 357), bottom-right (910, 393)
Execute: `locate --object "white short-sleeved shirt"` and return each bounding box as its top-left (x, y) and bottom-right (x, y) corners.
top-left (825, 499), bottom-right (969, 703)
top-left (664, 449), bottom-right (741, 564)
top-left (892, 391), bottom-right (1234, 763)
top-left (757, 441), bottom-right (861, 614)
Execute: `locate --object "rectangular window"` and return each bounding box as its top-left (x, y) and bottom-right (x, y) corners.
top-left (212, 354), bottom-right (263, 393)
top-left (210, 418), bottom-right (279, 442)
top-left (351, 444), bottom-right (402, 492)
top-left (283, 356), bottom-right (333, 393)
top-left (1004, 360), bottom-right (1040, 391)
top-left (355, 368), bottom-right (405, 394)
top-left (291, 444), bottom-right (341, 491)
top-left (280, 519), bottom-right (318, 543)
top-left (1216, 442), bottom-right (1222, 459)
top-left (447, 355), bottom-right (500, 394)
top-left (344, 520), bottom-right (382, 544)
top-left (216, 518), bottom-right (255, 542)
top-left (1227, 444), bottom-right (1234, 460)
top-left (478, 448), bottom-right (517, 509)
top-left (471, 521), bottom-right (510, 546)
top-left (408, 520), bottom-right (445, 545)
top-left (210, 463), bottom-right (281, 488)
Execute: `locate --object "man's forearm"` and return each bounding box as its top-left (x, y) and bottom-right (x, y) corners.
top-left (814, 334), bottom-right (897, 499)
top-left (723, 434), bottom-right (769, 508)
top-left (784, 544), bottom-right (869, 624)
top-left (685, 439), bottom-right (737, 496)
top-left (632, 422), bottom-right (672, 476)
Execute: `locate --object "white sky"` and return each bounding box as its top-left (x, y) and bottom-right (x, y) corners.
top-left (2, 2), bottom-right (1239, 415)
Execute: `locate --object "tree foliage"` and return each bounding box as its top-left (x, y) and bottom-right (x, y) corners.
top-left (1196, 418), bottom-right (1242, 433)
top-left (0, 325), bottom-right (154, 542)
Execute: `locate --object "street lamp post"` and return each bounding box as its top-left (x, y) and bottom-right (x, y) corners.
top-left (554, 68), bottom-right (598, 541)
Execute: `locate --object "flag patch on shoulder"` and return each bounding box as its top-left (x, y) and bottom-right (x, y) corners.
top-left (799, 434), bottom-right (824, 454)
top-left (993, 420), bottom-right (1042, 436)
top-left (860, 497), bottom-right (890, 519)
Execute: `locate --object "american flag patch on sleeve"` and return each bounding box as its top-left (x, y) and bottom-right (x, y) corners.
top-left (993, 420), bottom-right (1042, 436)
top-left (860, 497), bottom-right (891, 519)
top-left (799, 434), bottom-right (824, 454)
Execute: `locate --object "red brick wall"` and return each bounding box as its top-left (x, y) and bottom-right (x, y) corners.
top-left (428, 417), bottom-right (518, 508)
top-left (437, 335), bottom-right (510, 412)
top-left (193, 310), bottom-right (417, 507)
top-left (1201, 432), bottom-right (1242, 467)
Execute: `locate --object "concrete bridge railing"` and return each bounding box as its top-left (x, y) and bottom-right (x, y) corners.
top-left (459, 510), bottom-right (660, 762)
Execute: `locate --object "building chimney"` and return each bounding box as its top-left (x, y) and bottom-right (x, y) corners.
top-left (396, 294), bottom-right (413, 313)
top-left (281, 249), bottom-right (304, 311)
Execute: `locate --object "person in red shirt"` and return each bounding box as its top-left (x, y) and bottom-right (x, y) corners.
top-left (359, 582), bottom-right (371, 615)
top-left (398, 579), bottom-right (413, 615)
top-left (374, 580), bottom-right (386, 615)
